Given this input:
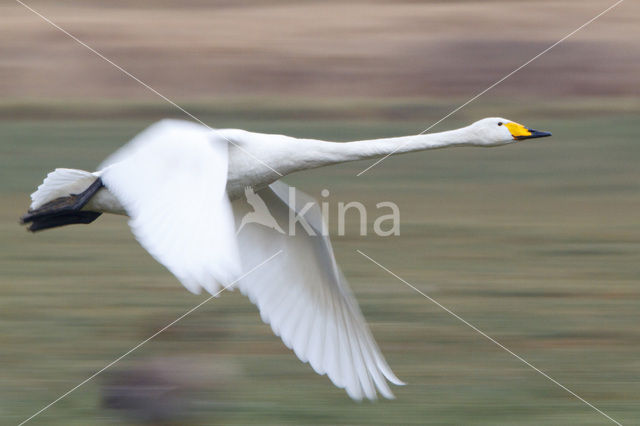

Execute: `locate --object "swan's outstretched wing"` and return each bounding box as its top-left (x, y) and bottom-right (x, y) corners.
top-left (233, 181), bottom-right (403, 400)
top-left (99, 119), bottom-right (240, 294)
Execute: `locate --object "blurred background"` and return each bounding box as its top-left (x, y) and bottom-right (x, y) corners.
top-left (1, 0), bottom-right (638, 424)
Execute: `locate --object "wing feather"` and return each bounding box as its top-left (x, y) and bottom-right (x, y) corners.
top-left (232, 181), bottom-right (403, 400)
top-left (99, 119), bottom-right (240, 294)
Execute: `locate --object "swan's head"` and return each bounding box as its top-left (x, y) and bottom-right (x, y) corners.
top-left (468, 117), bottom-right (551, 146)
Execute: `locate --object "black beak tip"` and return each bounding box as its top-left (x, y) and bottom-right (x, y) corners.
top-left (516, 129), bottom-right (552, 140)
top-left (529, 129), bottom-right (552, 138)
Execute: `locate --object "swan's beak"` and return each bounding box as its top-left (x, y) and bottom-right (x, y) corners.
top-left (522, 129), bottom-right (552, 139)
top-left (505, 122), bottom-right (552, 140)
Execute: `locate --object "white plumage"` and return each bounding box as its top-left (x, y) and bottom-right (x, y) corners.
top-left (233, 182), bottom-right (403, 399)
top-left (99, 121), bottom-right (239, 294)
top-left (24, 117), bottom-right (550, 400)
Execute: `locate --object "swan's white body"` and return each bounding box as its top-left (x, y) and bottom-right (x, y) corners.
top-left (26, 117), bottom-right (549, 400)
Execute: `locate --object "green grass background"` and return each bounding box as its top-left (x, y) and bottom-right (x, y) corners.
top-left (0, 103), bottom-right (638, 424)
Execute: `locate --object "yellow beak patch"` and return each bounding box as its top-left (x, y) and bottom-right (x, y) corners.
top-left (504, 122), bottom-right (532, 139)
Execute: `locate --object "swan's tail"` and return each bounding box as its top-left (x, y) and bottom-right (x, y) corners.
top-left (20, 168), bottom-right (104, 232)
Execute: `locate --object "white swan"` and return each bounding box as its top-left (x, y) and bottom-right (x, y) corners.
top-left (20, 117), bottom-right (550, 400)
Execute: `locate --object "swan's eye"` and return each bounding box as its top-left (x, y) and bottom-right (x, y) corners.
top-left (498, 122), bottom-right (503, 126)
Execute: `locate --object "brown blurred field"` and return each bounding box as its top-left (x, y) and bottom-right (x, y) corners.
top-left (1, 0), bottom-right (639, 100)
top-left (1, 1), bottom-right (639, 425)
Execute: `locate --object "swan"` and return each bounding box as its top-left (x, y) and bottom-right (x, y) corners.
top-left (20, 117), bottom-right (550, 400)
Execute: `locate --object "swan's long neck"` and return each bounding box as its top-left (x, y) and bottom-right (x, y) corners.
top-left (224, 126), bottom-right (475, 197)
top-left (278, 126), bottom-right (473, 173)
